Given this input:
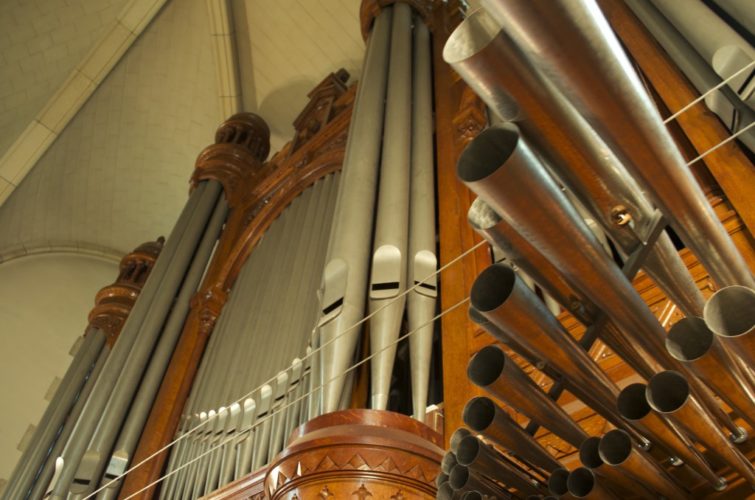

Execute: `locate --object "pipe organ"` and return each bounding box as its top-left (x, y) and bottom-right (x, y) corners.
top-left (4, 0), bottom-right (755, 499)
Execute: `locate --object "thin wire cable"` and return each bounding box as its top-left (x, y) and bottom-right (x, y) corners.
top-left (95, 296), bottom-right (470, 500)
top-left (84, 240), bottom-right (486, 497)
top-left (663, 60), bottom-right (754, 124)
top-left (685, 120), bottom-right (755, 166)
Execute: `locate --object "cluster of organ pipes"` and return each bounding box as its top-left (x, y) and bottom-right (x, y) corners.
top-left (438, 0), bottom-right (755, 499)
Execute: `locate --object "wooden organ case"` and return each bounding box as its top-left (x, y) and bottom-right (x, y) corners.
top-left (6, 0), bottom-right (755, 499)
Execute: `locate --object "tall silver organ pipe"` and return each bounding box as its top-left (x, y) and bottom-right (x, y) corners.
top-left (160, 174), bottom-right (339, 498)
top-left (480, 0), bottom-right (754, 289)
top-left (48, 180), bottom-right (219, 499)
top-left (316, 7), bottom-right (393, 413)
top-left (443, 7), bottom-right (706, 318)
top-left (457, 124), bottom-right (742, 437)
top-left (2, 328), bottom-right (106, 500)
top-left (408, 17), bottom-right (437, 422)
top-left (369, 2), bottom-right (413, 411)
top-left (625, 0), bottom-right (755, 153)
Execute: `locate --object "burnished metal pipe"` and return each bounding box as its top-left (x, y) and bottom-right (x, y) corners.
top-left (449, 464), bottom-right (509, 498)
top-left (445, 7), bottom-right (706, 317)
top-left (667, 317), bottom-right (755, 429)
top-left (704, 285), bottom-right (755, 368)
top-left (480, 0), bottom-right (753, 289)
top-left (598, 429), bottom-right (687, 499)
top-left (646, 371), bottom-right (755, 487)
top-left (450, 428), bottom-right (472, 454)
top-left (567, 468), bottom-right (617, 499)
top-left (442, 452), bottom-right (459, 475)
top-left (616, 383), bottom-right (725, 489)
top-left (467, 345), bottom-right (587, 448)
top-left (578, 436), bottom-right (653, 499)
top-left (459, 124), bottom-right (740, 436)
top-left (457, 435), bottom-right (546, 496)
top-left (463, 396), bottom-right (562, 474)
top-left (547, 468), bottom-right (570, 497)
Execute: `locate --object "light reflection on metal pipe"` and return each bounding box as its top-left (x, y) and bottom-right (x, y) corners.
top-left (703, 285), bottom-right (755, 369)
top-left (578, 436), bottom-right (654, 499)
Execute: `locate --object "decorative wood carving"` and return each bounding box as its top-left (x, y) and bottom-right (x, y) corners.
top-left (291, 69), bottom-right (350, 153)
top-left (88, 237), bottom-right (164, 346)
top-left (263, 410), bottom-right (443, 500)
top-left (123, 75), bottom-right (356, 499)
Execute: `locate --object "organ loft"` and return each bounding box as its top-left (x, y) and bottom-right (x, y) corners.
top-left (1, 0), bottom-right (754, 499)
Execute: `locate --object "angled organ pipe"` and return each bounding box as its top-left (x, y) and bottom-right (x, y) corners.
top-left (467, 345), bottom-right (587, 449)
top-left (448, 464), bottom-right (510, 498)
top-left (407, 17), bottom-right (438, 422)
top-left (566, 467), bottom-right (618, 499)
top-left (547, 468), bottom-right (570, 497)
top-left (704, 285), bottom-right (755, 369)
top-left (458, 124), bottom-right (741, 437)
top-left (616, 383), bottom-right (725, 489)
top-left (463, 397), bottom-right (562, 474)
top-left (479, 0), bottom-right (754, 289)
top-left (666, 317), bottom-right (755, 429)
top-left (316, 6), bottom-right (392, 413)
top-left (646, 371), bottom-right (755, 487)
top-left (368, 2), bottom-right (412, 411)
top-left (578, 436), bottom-right (655, 499)
top-left (597, 430), bottom-right (687, 500)
top-left (443, 7), bottom-right (706, 317)
top-left (48, 181), bottom-right (214, 500)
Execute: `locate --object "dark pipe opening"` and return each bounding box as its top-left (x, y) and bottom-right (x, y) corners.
top-left (457, 125), bottom-right (520, 183)
top-left (705, 286), bottom-right (755, 337)
top-left (647, 371), bottom-right (690, 412)
top-left (470, 263), bottom-right (517, 313)
top-left (666, 318), bottom-right (713, 362)
top-left (463, 397), bottom-right (496, 432)
top-left (579, 436), bottom-right (604, 468)
top-left (567, 468), bottom-right (596, 498)
top-left (438, 481), bottom-right (454, 500)
top-left (456, 435), bottom-right (482, 466)
top-left (599, 429), bottom-right (632, 465)
top-left (449, 464), bottom-right (471, 490)
top-left (467, 345), bottom-right (506, 387)
top-left (450, 428), bottom-right (472, 452)
top-left (442, 452), bottom-right (458, 474)
top-left (548, 468), bottom-right (570, 495)
top-left (436, 472), bottom-right (449, 488)
top-left (617, 383), bottom-right (651, 420)
top-left (464, 492), bottom-right (484, 500)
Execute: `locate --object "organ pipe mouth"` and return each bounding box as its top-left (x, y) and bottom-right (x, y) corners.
top-left (450, 427), bottom-right (473, 453)
top-left (449, 464), bottom-right (472, 490)
top-left (598, 429), bottom-right (633, 466)
top-left (579, 436), bottom-right (605, 469)
top-left (617, 383), bottom-right (652, 421)
top-left (704, 285), bottom-right (755, 338)
top-left (567, 467), bottom-right (599, 498)
top-left (442, 8), bottom-right (501, 65)
top-left (463, 397), bottom-right (495, 432)
top-left (456, 435), bottom-right (482, 466)
top-left (467, 345), bottom-right (506, 386)
top-left (457, 125), bottom-right (519, 183)
top-left (436, 472), bottom-right (449, 488)
top-left (470, 264), bottom-right (517, 313)
top-left (548, 468), bottom-right (570, 495)
top-left (441, 452), bottom-right (458, 474)
top-left (646, 371), bottom-right (690, 413)
top-left (666, 317), bottom-right (714, 362)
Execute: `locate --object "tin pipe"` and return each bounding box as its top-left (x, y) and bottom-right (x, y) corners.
top-left (480, 0), bottom-right (753, 289)
top-left (667, 317), bottom-right (755, 429)
top-left (449, 464), bottom-right (510, 498)
top-left (234, 396), bottom-right (258, 479)
top-left (616, 383), bottom-right (724, 489)
top-left (467, 345), bottom-right (587, 449)
top-left (407, 17), bottom-right (437, 422)
top-left (437, 481), bottom-right (455, 500)
top-left (442, 452), bottom-right (459, 475)
top-left (646, 371), bottom-right (755, 487)
top-left (598, 429), bottom-right (687, 499)
top-left (459, 125), bottom-right (740, 436)
top-left (548, 468), bottom-right (569, 497)
top-left (316, 6), bottom-right (392, 413)
top-left (463, 397), bottom-right (562, 473)
top-left (444, 7), bottom-right (707, 317)
top-left (450, 428), bottom-right (472, 454)
top-left (578, 436), bottom-right (654, 499)
top-left (369, 2), bottom-right (412, 411)
top-left (703, 285), bottom-right (755, 369)
top-left (566, 468), bottom-right (617, 499)
top-left (456, 435), bottom-right (546, 496)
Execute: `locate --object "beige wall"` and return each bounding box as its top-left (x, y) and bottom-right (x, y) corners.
top-left (0, 253), bottom-right (117, 485)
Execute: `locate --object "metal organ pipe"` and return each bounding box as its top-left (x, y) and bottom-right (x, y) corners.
top-left (443, 7), bottom-right (707, 317)
top-left (704, 285), bottom-right (755, 369)
top-left (407, 17), bottom-right (438, 423)
top-left (578, 436), bottom-right (654, 498)
top-left (479, 0), bottom-right (754, 289)
top-left (457, 125), bottom-right (741, 437)
top-left (566, 467), bottom-right (617, 500)
top-left (369, 2), bottom-right (413, 411)
top-left (316, 7), bottom-right (393, 413)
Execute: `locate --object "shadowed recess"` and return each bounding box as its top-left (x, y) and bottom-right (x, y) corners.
top-left (470, 264), bottom-right (516, 313)
top-left (457, 125), bottom-right (519, 183)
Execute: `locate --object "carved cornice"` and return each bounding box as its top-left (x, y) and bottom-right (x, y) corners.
top-left (360, 0), bottom-right (436, 40)
top-left (87, 237), bottom-right (164, 345)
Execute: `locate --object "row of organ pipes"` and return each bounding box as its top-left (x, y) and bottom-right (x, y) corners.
top-left (3, 0), bottom-right (754, 498)
top-left (439, 0), bottom-right (754, 498)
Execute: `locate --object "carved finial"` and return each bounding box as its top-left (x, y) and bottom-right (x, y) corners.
top-left (353, 483), bottom-right (373, 499)
top-left (214, 112), bottom-right (271, 162)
